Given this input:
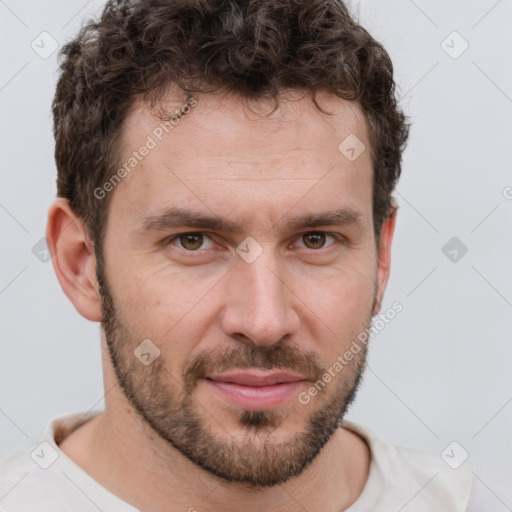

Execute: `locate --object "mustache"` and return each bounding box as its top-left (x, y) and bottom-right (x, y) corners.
top-left (181, 343), bottom-right (327, 394)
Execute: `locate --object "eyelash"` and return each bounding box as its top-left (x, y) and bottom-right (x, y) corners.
top-left (165, 231), bottom-right (345, 256)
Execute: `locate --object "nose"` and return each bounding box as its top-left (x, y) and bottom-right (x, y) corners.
top-left (220, 252), bottom-right (300, 347)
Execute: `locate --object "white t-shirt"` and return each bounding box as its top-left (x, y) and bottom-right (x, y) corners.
top-left (0, 411), bottom-right (482, 511)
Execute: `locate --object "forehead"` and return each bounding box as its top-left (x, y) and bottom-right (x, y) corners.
top-left (109, 89), bottom-right (373, 231)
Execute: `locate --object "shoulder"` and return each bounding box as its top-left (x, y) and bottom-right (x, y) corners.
top-left (0, 411), bottom-right (106, 512)
top-left (0, 445), bottom-right (34, 492)
top-left (342, 420), bottom-right (475, 512)
top-left (0, 443), bottom-right (61, 511)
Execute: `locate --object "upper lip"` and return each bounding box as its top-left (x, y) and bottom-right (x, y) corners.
top-left (206, 371), bottom-right (306, 387)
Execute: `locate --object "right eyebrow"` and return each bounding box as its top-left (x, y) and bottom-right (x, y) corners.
top-left (138, 206), bottom-right (363, 235)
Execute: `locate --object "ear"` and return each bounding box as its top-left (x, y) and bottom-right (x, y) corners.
top-left (46, 198), bottom-right (102, 322)
top-left (372, 204), bottom-right (398, 316)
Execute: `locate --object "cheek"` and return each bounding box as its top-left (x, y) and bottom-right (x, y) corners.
top-left (296, 244), bottom-right (376, 302)
top-left (110, 257), bottom-right (213, 322)
top-left (294, 262), bottom-right (376, 354)
top-left (108, 265), bottom-right (219, 364)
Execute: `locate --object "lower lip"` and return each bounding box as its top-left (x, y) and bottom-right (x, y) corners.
top-left (204, 379), bottom-right (306, 409)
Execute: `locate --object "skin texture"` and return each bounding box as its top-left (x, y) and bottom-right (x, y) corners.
top-left (47, 89), bottom-right (397, 511)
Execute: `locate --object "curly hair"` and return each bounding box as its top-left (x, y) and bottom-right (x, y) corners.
top-left (53, 0), bottom-right (409, 248)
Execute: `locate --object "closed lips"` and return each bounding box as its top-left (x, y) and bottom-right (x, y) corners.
top-left (205, 371), bottom-right (306, 387)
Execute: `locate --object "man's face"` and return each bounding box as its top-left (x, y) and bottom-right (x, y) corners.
top-left (97, 90), bottom-right (382, 488)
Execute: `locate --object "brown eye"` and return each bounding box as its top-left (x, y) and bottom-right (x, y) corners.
top-left (179, 233), bottom-right (204, 250)
top-left (302, 232), bottom-right (327, 249)
top-left (167, 232), bottom-right (216, 254)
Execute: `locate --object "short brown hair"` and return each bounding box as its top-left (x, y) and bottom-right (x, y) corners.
top-left (53, 0), bottom-right (409, 247)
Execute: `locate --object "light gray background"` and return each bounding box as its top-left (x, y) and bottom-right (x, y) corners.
top-left (1, 0), bottom-right (511, 508)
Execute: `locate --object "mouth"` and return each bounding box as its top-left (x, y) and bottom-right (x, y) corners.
top-left (204, 370), bottom-right (308, 409)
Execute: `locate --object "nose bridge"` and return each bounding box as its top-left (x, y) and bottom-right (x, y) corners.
top-left (221, 248), bottom-right (298, 345)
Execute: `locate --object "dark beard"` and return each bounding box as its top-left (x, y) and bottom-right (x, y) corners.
top-left (95, 247), bottom-right (372, 489)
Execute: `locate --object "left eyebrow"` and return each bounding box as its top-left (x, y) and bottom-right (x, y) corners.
top-left (138, 206), bottom-right (363, 235)
top-left (279, 208), bottom-right (362, 232)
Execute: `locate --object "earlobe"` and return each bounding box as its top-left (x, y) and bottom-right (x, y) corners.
top-left (372, 204), bottom-right (398, 316)
top-left (46, 198), bottom-right (103, 322)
